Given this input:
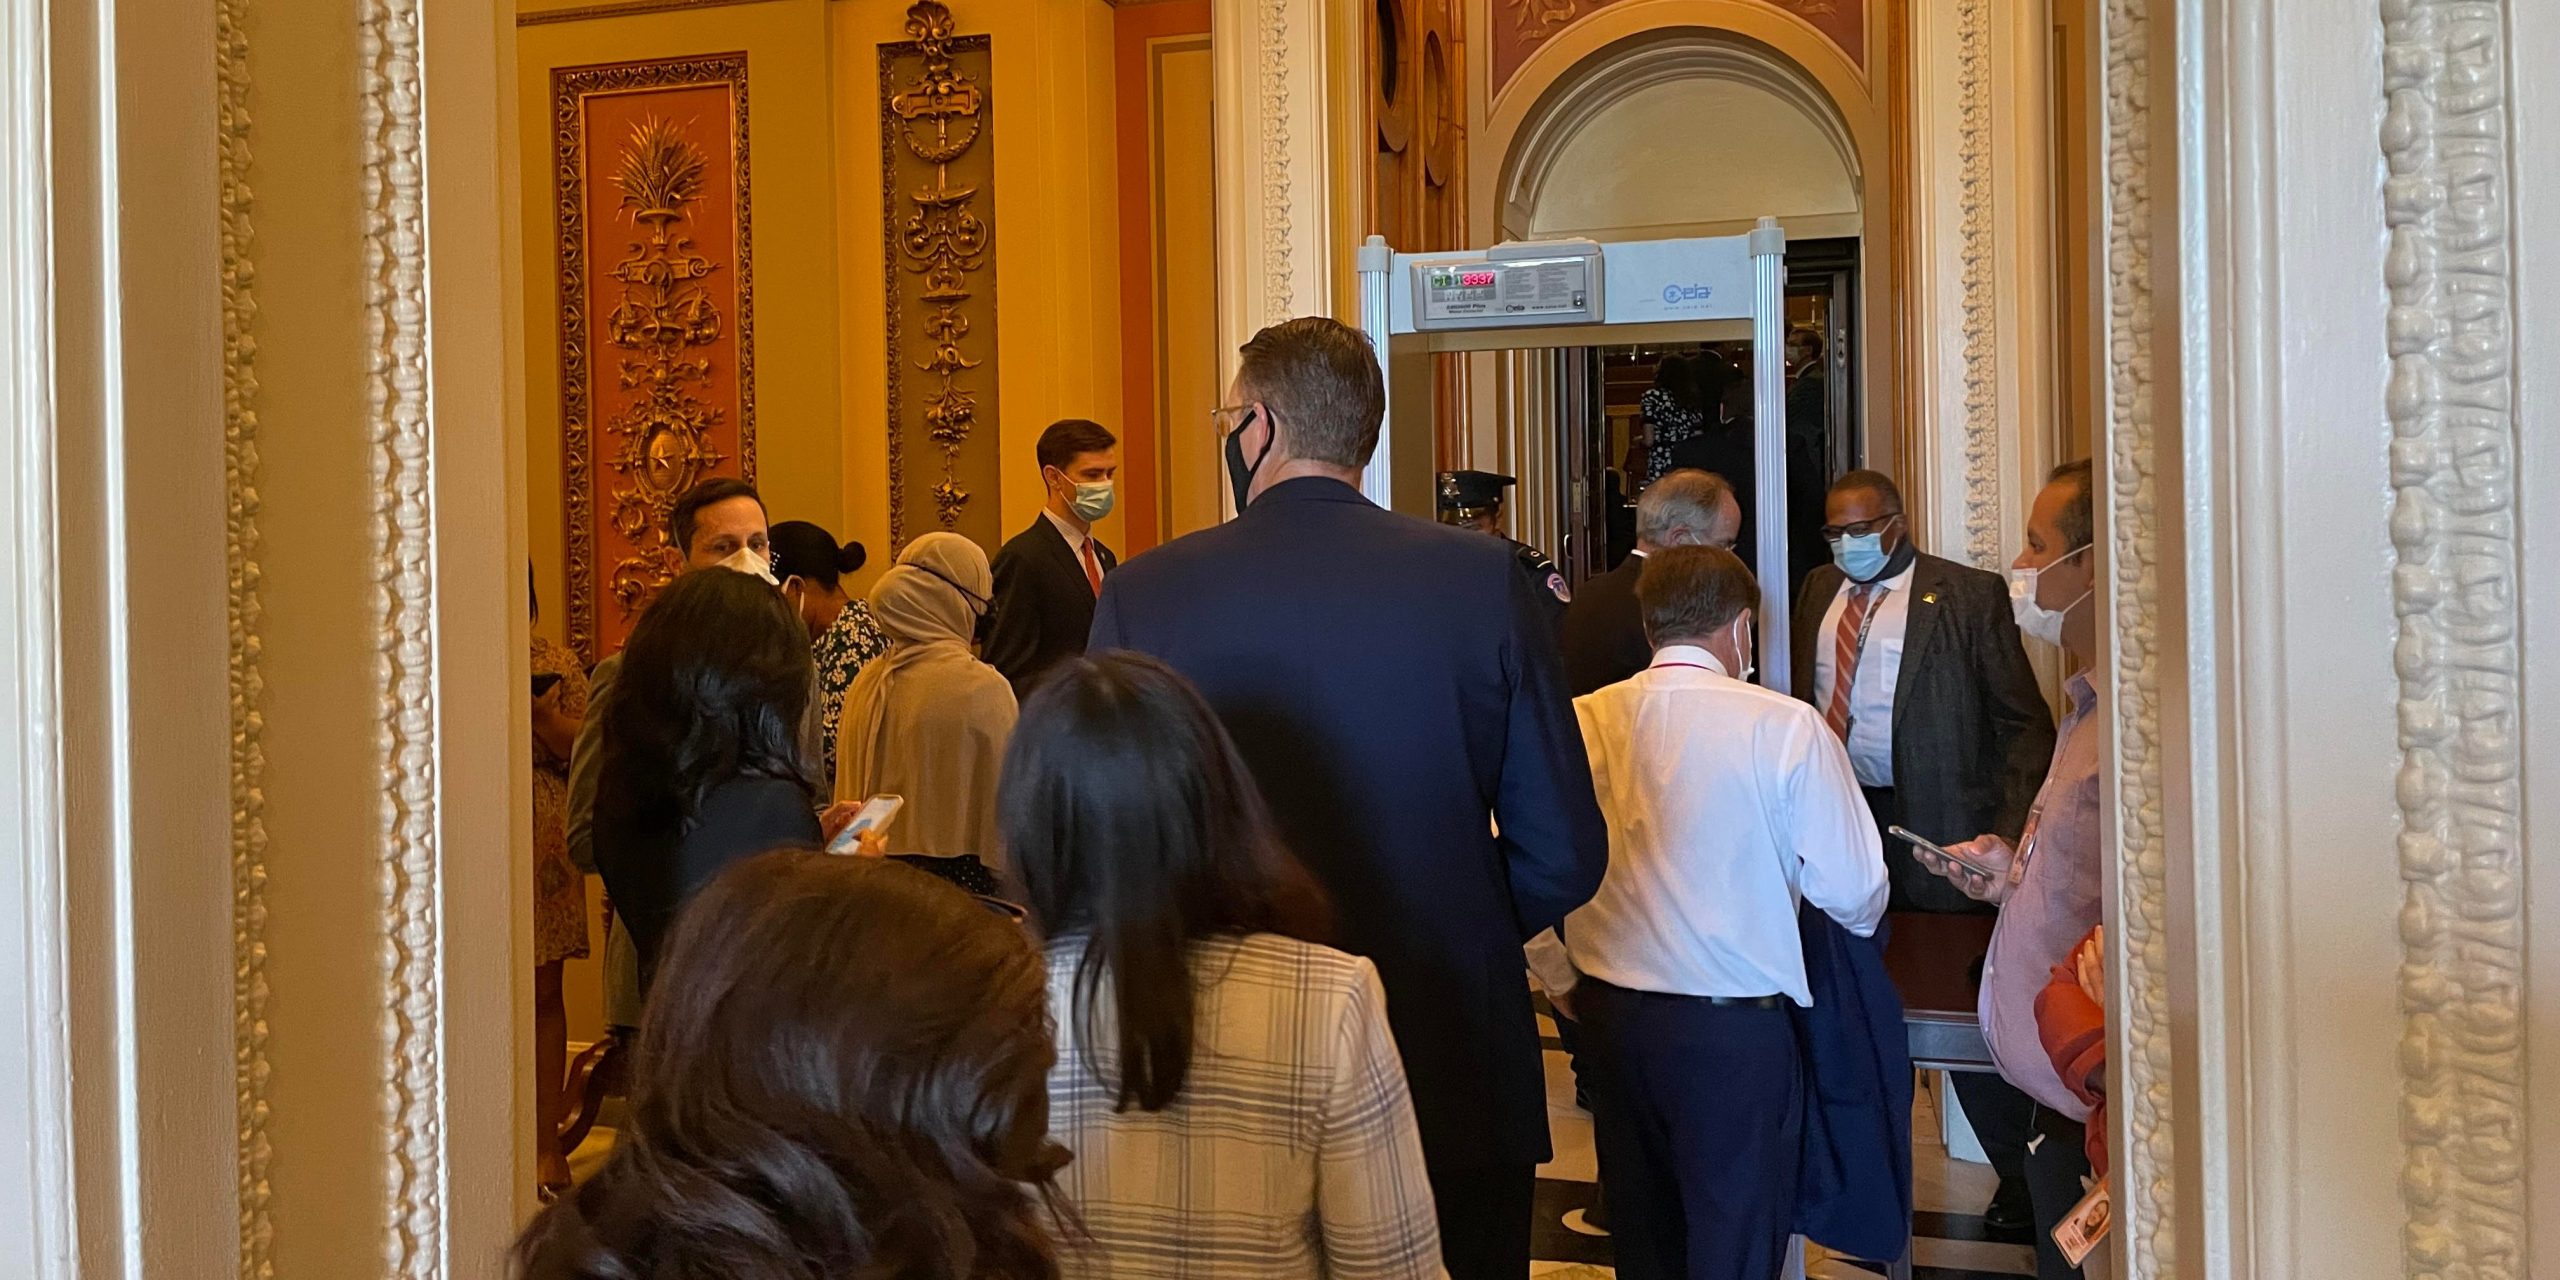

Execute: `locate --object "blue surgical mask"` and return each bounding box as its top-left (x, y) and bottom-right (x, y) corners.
top-left (1831, 532), bottom-right (1890, 582)
top-left (1068, 480), bottom-right (1115, 523)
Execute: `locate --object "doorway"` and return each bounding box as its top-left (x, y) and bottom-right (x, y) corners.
top-left (1559, 237), bottom-right (1860, 602)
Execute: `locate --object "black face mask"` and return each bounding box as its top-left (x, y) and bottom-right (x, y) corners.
top-left (1225, 408), bottom-right (1270, 512)
top-left (913, 562), bottom-right (996, 645)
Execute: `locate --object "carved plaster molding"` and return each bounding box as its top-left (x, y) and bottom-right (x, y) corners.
top-left (359, 0), bottom-right (445, 1271)
top-left (1952, 0), bottom-right (1999, 570)
top-left (215, 0), bottom-right (274, 1275)
top-left (1259, 0), bottom-right (1294, 319)
top-left (2378, 3), bottom-right (2529, 1274)
top-left (1955, 0), bottom-right (1996, 568)
top-left (2100, 0), bottom-right (2173, 1275)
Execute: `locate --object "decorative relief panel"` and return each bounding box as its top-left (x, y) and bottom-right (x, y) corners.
top-left (215, 0), bottom-right (274, 1272)
top-left (2378, 3), bottom-right (2529, 1275)
top-left (882, 0), bottom-right (999, 552)
top-left (2099, 0), bottom-right (2174, 1274)
top-left (1489, 0), bottom-right (1865, 101)
top-left (554, 54), bottom-right (757, 664)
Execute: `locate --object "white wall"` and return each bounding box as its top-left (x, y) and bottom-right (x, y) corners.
top-left (1521, 76), bottom-right (1859, 241)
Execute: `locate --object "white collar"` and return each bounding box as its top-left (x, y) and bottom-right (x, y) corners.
top-left (1042, 507), bottom-right (1091, 549)
top-left (1649, 643), bottom-right (1731, 676)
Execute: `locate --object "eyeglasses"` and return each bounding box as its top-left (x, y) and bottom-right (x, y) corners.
top-left (1819, 511), bottom-right (1903, 542)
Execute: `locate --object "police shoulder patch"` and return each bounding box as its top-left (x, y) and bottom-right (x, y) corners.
top-left (1546, 572), bottom-right (1573, 603)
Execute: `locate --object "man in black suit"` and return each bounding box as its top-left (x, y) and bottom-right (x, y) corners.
top-left (985, 418), bottom-right (1121, 696)
top-left (1092, 316), bottom-right (1607, 1280)
top-left (1559, 467), bottom-right (1739, 695)
top-left (1789, 468), bottom-right (2055, 1238)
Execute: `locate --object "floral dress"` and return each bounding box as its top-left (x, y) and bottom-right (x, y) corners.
top-left (530, 635), bottom-right (593, 966)
top-left (813, 600), bottom-right (892, 785)
top-left (1641, 386), bottom-right (1707, 488)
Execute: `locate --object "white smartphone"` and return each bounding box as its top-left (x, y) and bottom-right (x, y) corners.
top-left (826, 794), bottom-right (905, 854)
top-left (1888, 824), bottom-right (2002, 881)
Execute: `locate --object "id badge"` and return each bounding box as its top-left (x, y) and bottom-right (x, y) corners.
top-left (2053, 1175), bottom-right (2111, 1268)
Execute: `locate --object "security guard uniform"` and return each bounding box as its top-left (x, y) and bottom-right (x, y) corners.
top-left (1437, 470), bottom-right (1571, 626)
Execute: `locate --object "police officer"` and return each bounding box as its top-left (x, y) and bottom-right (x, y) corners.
top-left (1438, 470), bottom-right (1571, 626)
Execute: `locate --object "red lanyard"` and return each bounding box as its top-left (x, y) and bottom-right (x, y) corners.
top-left (1650, 661), bottom-right (1719, 674)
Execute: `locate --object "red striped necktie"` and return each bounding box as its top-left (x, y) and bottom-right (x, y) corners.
top-left (1824, 584), bottom-right (1879, 739)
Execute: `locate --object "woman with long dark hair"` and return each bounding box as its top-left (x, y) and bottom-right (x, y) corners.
top-left (591, 567), bottom-right (826, 983)
top-left (514, 851), bottom-right (1067, 1280)
top-left (1004, 652), bottom-right (1440, 1280)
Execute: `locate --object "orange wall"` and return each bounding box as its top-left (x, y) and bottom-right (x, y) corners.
top-left (1113, 1), bottom-right (1216, 552)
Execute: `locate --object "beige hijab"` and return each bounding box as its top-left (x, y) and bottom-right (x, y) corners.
top-left (833, 533), bottom-right (1017, 865)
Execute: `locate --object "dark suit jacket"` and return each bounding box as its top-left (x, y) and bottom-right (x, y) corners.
top-left (592, 773), bottom-right (822, 987)
top-left (1792, 552), bottom-right (2055, 912)
top-left (1790, 906), bottom-right (1914, 1262)
top-left (985, 515), bottom-right (1118, 697)
top-left (1090, 477), bottom-right (1608, 1171)
top-left (1559, 553), bottom-right (1651, 696)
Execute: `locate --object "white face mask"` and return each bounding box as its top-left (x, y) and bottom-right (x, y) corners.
top-left (715, 544), bottom-right (777, 585)
top-left (1728, 612), bottom-right (1757, 684)
top-left (2008, 544), bottom-right (2091, 644)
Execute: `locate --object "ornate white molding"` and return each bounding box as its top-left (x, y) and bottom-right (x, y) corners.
top-left (1952, 0), bottom-right (1999, 570)
top-left (214, 0), bottom-right (274, 1275)
top-left (360, 0), bottom-right (446, 1270)
top-left (2377, 3), bottom-right (2529, 1275)
top-left (1258, 0), bottom-right (1293, 321)
top-left (2101, 0), bottom-right (2173, 1275)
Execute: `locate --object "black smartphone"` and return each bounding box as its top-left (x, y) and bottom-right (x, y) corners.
top-left (532, 672), bottom-right (565, 699)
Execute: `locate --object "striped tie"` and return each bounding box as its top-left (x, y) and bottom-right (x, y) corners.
top-left (1824, 584), bottom-right (1877, 739)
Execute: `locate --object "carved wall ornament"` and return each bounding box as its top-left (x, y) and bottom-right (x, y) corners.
top-left (2100, 0), bottom-right (2174, 1274)
top-left (2378, 2), bottom-right (2529, 1274)
top-left (554, 55), bottom-right (756, 663)
top-left (1954, 0), bottom-right (2000, 569)
top-left (361, 0), bottom-right (444, 1269)
top-left (1508, 0), bottom-right (1580, 43)
top-left (1260, 0), bottom-right (1295, 321)
top-left (216, 0), bottom-right (273, 1272)
top-left (882, 0), bottom-right (998, 548)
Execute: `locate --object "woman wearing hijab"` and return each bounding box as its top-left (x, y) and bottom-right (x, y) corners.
top-left (835, 532), bottom-right (1017, 868)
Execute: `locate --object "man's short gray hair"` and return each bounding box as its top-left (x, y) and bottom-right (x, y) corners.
top-left (1636, 469), bottom-right (1737, 548)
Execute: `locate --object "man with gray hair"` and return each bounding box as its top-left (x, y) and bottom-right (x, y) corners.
top-left (1555, 544), bottom-right (1888, 1280)
top-left (1560, 468), bottom-right (1741, 695)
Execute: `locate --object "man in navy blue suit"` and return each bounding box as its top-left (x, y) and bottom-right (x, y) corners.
top-left (1092, 316), bottom-right (1609, 1280)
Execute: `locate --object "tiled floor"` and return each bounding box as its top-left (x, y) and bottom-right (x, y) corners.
top-left (1529, 1010), bottom-right (2037, 1280)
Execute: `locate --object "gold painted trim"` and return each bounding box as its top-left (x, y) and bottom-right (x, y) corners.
top-left (552, 54), bottom-right (757, 665)
top-left (880, 2), bottom-right (994, 550)
top-left (215, 0), bottom-right (273, 1271)
top-left (1147, 33), bottom-right (1212, 538)
top-left (519, 0), bottom-right (782, 28)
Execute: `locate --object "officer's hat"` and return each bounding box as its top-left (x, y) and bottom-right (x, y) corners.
top-left (1436, 470), bottom-right (1516, 521)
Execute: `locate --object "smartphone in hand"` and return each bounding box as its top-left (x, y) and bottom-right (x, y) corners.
top-left (1888, 825), bottom-right (2003, 881)
top-left (826, 794), bottom-right (905, 854)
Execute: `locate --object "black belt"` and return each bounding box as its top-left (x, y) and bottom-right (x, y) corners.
top-left (1699, 994), bottom-right (1787, 1009)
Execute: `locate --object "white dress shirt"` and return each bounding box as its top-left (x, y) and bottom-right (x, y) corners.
top-left (1044, 507), bottom-right (1098, 559)
top-left (1811, 561), bottom-right (1915, 788)
top-left (1564, 645), bottom-right (1888, 1005)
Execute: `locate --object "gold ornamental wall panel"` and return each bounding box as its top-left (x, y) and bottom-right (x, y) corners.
top-left (553, 53), bottom-right (757, 664)
top-left (881, 1), bottom-right (998, 552)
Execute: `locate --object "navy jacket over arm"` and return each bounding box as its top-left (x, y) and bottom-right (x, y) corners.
top-left (1089, 477), bottom-right (1609, 1172)
top-left (1790, 906), bottom-right (1915, 1262)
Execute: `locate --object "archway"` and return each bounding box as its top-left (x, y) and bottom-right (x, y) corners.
top-left (1479, 26), bottom-right (1869, 597)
